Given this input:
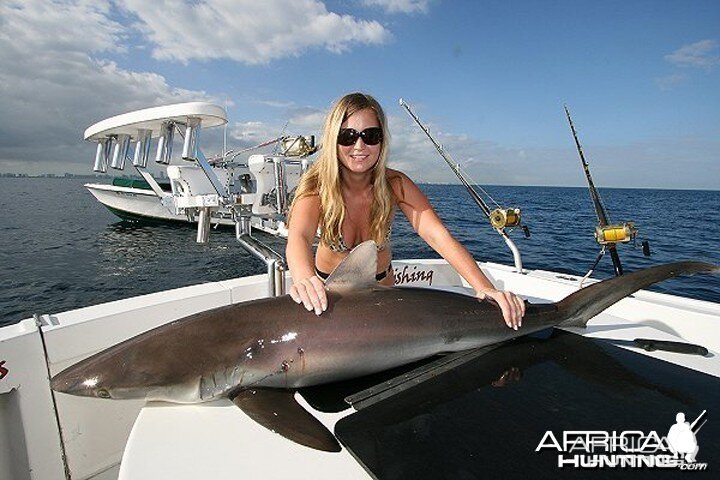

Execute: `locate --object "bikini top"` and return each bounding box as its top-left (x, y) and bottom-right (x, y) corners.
top-left (324, 224), bottom-right (392, 252)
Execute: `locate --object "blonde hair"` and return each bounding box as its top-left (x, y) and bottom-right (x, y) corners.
top-left (289, 92), bottom-right (395, 247)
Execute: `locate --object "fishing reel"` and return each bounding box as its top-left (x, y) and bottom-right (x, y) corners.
top-left (490, 208), bottom-right (530, 237)
top-left (593, 222), bottom-right (650, 255)
top-left (280, 136), bottom-right (317, 157)
top-left (594, 222), bottom-right (637, 245)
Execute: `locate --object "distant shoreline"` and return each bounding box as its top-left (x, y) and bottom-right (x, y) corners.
top-left (0, 173), bottom-right (168, 180)
top-left (0, 174), bottom-right (716, 192)
top-left (0, 173), bottom-right (112, 179)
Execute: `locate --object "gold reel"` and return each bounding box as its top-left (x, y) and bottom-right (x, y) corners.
top-left (594, 222), bottom-right (637, 245)
top-left (281, 136), bottom-right (316, 157)
top-left (490, 208), bottom-right (521, 229)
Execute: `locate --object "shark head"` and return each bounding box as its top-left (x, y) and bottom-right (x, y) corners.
top-left (51, 240), bottom-right (384, 400)
top-left (51, 352), bottom-right (129, 399)
top-left (51, 334), bottom-right (203, 402)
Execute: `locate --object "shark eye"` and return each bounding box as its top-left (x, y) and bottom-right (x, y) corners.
top-left (97, 388), bottom-right (111, 399)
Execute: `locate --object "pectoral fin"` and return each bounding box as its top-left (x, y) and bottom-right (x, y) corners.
top-left (231, 388), bottom-right (341, 452)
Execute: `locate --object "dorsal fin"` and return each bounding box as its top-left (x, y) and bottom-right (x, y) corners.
top-left (325, 240), bottom-right (378, 292)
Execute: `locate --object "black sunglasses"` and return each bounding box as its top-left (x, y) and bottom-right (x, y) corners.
top-left (337, 127), bottom-right (383, 146)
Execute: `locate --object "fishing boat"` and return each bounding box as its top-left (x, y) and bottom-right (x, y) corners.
top-left (1, 102), bottom-right (718, 479)
top-left (82, 102), bottom-right (316, 237)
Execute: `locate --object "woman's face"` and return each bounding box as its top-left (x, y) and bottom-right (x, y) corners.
top-left (337, 108), bottom-right (382, 175)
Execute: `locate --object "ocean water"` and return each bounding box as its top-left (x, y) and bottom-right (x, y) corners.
top-left (1, 178), bottom-right (718, 327)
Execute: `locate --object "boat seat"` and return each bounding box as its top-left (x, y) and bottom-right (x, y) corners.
top-left (167, 165), bottom-right (231, 197)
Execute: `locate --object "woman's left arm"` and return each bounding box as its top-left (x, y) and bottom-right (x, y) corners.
top-left (393, 171), bottom-right (525, 329)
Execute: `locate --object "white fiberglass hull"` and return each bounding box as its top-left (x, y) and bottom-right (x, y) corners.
top-left (85, 183), bottom-right (289, 237)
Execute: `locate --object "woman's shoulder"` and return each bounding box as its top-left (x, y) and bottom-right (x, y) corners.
top-left (290, 191), bottom-right (321, 214)
top-left (386, 168), bottom-right (417, 201)
top-left (385, 168), bottom-right (412, 185)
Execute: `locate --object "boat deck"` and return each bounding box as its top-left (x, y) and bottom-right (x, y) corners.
top-left (2, 260), bottom-right (718, 479)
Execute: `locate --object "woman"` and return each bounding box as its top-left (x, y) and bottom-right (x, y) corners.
top-left (286, 92), bottom-right (525, 329)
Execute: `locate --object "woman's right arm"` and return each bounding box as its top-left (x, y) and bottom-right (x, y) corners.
top-left (286, 195), bottom-right (327, 315)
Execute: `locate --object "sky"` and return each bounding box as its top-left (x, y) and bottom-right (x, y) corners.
top-left (0, 0), bottom-right (718, 189)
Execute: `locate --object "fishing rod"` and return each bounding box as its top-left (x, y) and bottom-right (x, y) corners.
top-left (564, 105), bottom-right (648, 281)
top-left (210, 135), bottom-right (317, 167)
top-left (399, 98), bottom-right (527, 273)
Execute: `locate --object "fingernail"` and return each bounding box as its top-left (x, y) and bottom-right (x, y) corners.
top-left (315, 309), bottom-right (321, 316)
top-left (321, 303), bottom-right (327, 311)
top-left (305, 304), bottom-right (312, 311)
top-left (514, 325), bottom-right (518, 331)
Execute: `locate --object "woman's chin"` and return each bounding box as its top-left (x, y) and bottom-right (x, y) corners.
top-left (342, 162), bottom-right (375, 175)
top-left (345, 156), bottom-right (381, 172)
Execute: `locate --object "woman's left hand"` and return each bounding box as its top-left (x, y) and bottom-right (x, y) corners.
top-left (477, 288), bottom-right (526, 330)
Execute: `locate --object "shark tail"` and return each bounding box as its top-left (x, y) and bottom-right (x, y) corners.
top-left (558, 261), bottom-right (718, 328)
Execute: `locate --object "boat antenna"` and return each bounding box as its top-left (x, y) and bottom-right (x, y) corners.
top-left (272, 121), bottom-right (290, 155)
top-left (223, 98), bottom-right (229, 157)
top-left (564, 105), bottom-right (649, 281)
top-left (399, 98), bottom-right (527, 273)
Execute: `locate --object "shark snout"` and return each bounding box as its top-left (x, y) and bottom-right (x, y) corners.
top-left (51, 367), bottom-right (112, 398)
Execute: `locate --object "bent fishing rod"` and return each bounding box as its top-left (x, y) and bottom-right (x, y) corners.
top-left (399, 98), bottom-right (526, 273)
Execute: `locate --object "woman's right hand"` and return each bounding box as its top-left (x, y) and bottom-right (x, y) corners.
top-left (289, 276), bottom-right (328, 316)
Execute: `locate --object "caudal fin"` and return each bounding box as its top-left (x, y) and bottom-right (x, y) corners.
top-left (558, 261), bottom-right (718, 328)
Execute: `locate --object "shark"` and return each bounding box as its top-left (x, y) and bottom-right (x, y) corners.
top-left (51, 241), bottom-right (717, 451)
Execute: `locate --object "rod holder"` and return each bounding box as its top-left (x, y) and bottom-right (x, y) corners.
top-left (93, 138), bottom-right (112, 173)
top-left (110, 134), bottom-right (131, 170)
top-left (156, 121), bottom-right (175, 165)
top-left (235, 218), bottom-right (286, 297)
top-left (196, 208), bottom-right (211, 244)
top-left (273, 157), bottom-right (287, 214)
top-left (133, 129), bottom-right (152, 168)
top-left (182, 117), bottom-right (201, 161)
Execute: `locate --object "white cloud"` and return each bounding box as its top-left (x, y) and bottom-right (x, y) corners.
top-left (0, 1), bottom-right (394, 174)
top-left (119, 0), bottom-right (391, 64)
top-left (0, 0), bottom-right (125, 55)
top-left (655, 73), bottom-right (687, 91)
top-left (388, 113), bottom-right (527, 184)
top-left (225, 105), bottom-right (719, 189)
top-left (0, 0), bottom-right (213, 174)
top-left (362, 0), bottom-right (430, 14)
top-left (224, 105), bottom-right (510, 184)
top-left (227, 107), bottom-right (326, 158)
top-left (567, 138), bottom-right (720, 190)
top-left (664, 39), bottom-right (720, 69)
top-left (256, 99), bottom-right (297, 109)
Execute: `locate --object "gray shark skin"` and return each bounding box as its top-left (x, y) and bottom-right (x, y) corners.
top-left (51, 242), bottom-right (717, 401)
top-left (50, 241), bottom-right (716, 451)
